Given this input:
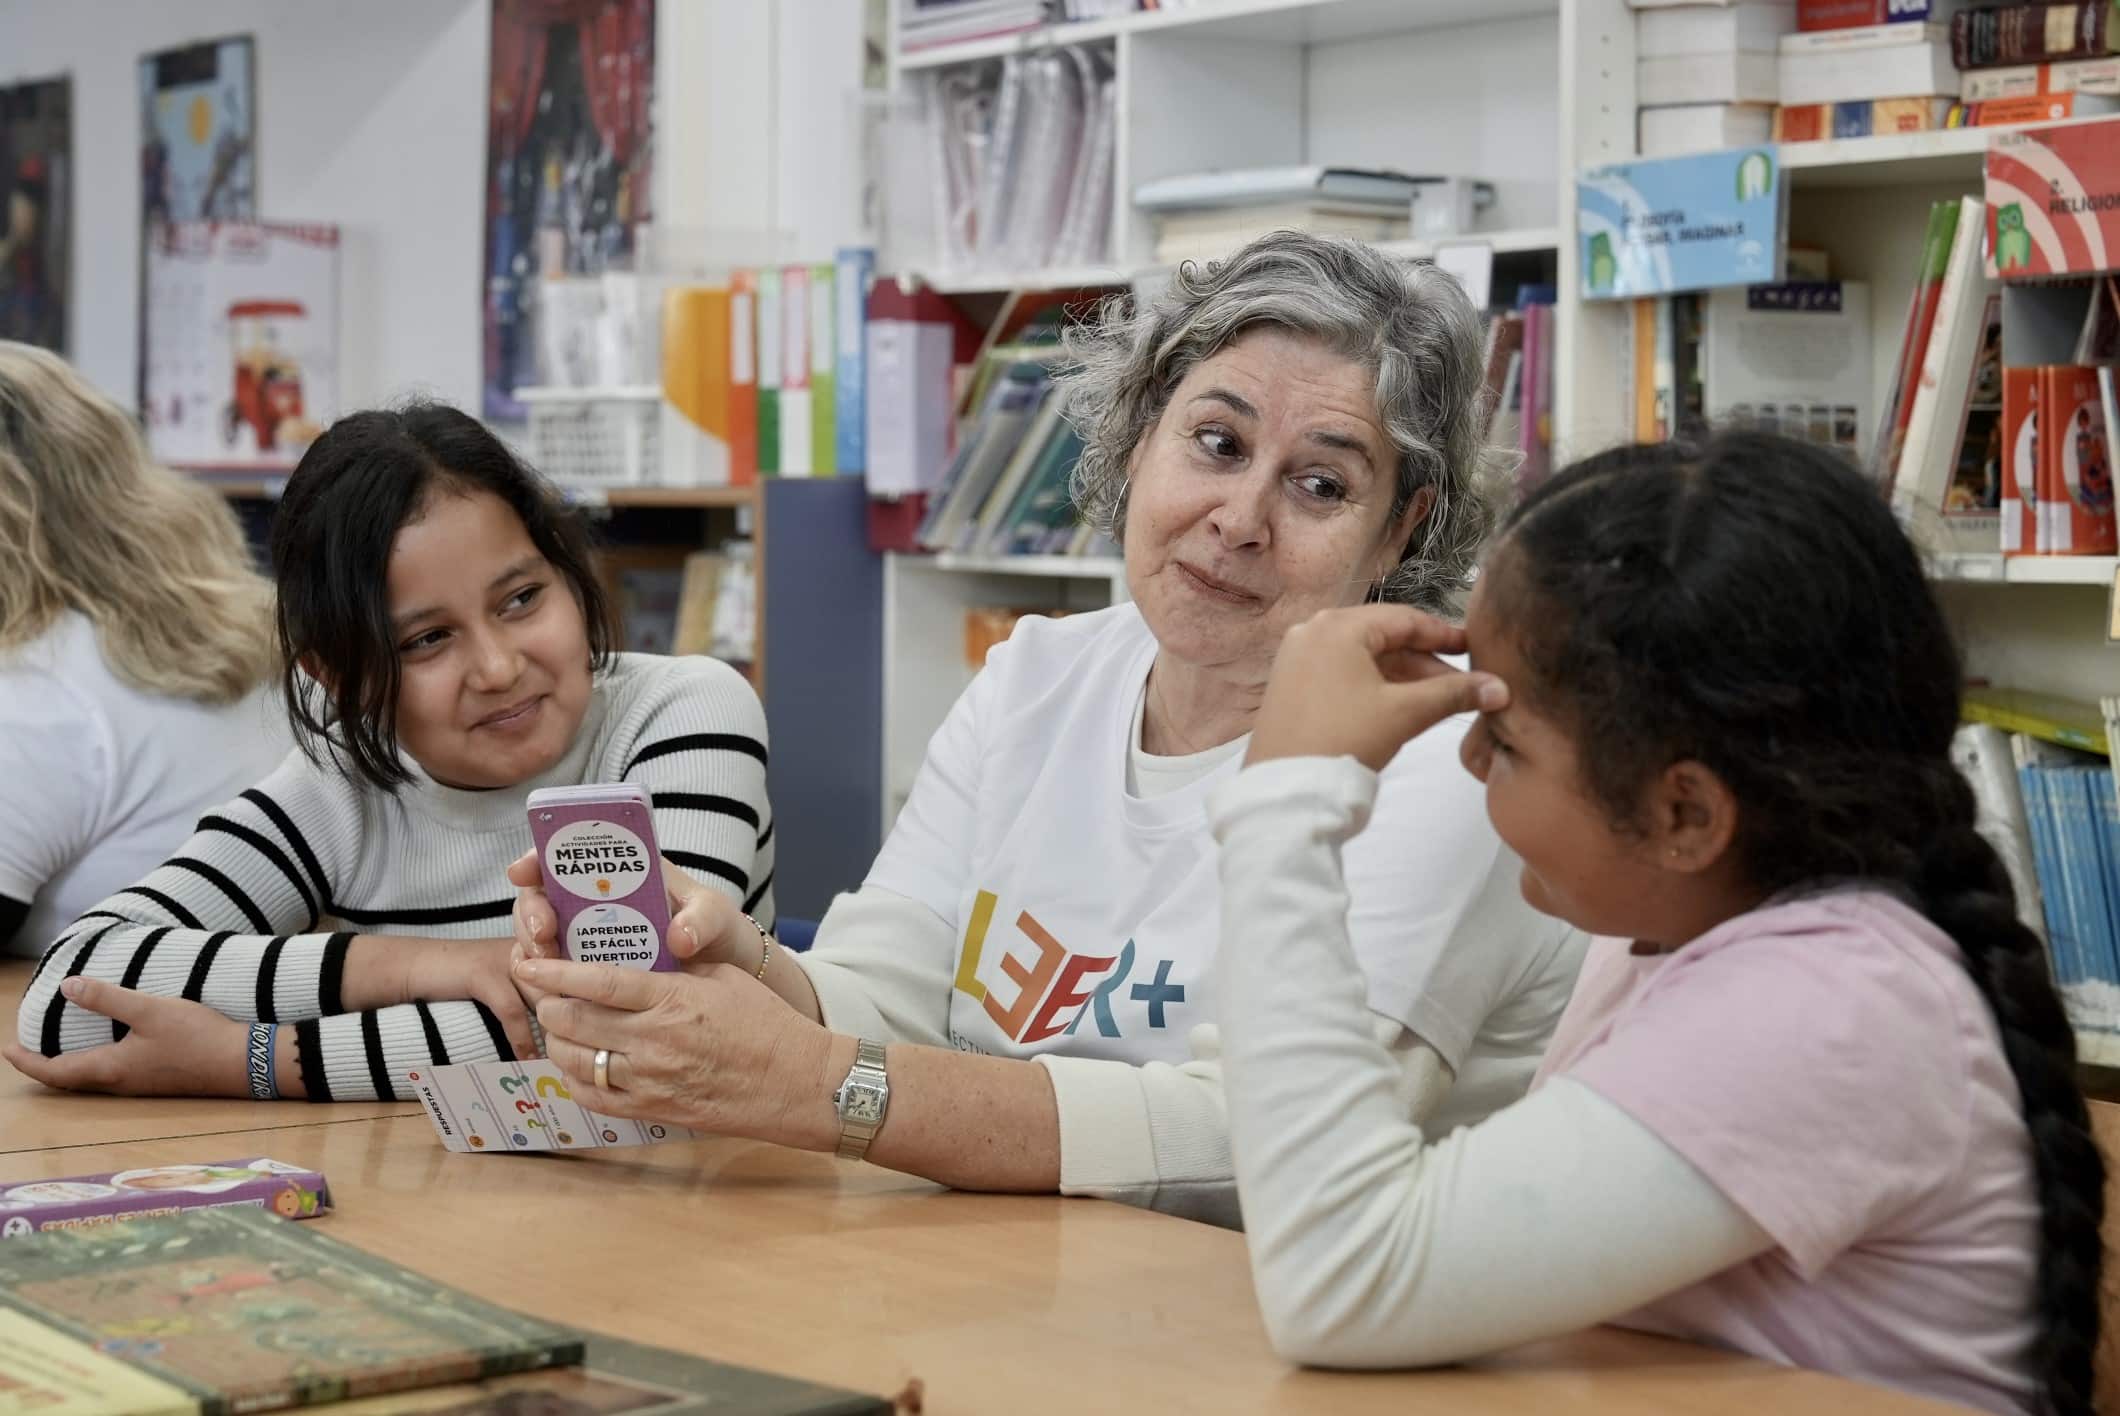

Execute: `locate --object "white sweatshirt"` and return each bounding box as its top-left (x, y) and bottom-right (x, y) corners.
top-left (1208, 756), bottom-right (1769, 1365)
top-left (793, 604), bottom-right (1584, 1224)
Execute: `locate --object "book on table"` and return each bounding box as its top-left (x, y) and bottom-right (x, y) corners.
top-left (0, 1208), bottom-right (890, 1416)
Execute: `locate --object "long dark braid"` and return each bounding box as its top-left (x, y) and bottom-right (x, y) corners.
top-left (1489, 430), bottom-right (2104, 1415)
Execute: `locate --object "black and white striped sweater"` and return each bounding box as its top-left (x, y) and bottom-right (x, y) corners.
top-left (15, 653), bottom-right (775, 1101)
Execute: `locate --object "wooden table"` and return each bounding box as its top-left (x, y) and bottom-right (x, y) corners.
top-left (0, 964), bottom-right (409, 1153)
top-left (0, 964), bottom-right (1962, 1414)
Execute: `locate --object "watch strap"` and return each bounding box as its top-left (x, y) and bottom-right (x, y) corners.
top-left (834, 1037), bottom-right (889, 1162)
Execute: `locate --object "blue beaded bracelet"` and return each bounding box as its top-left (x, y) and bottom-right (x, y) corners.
top-left (246, 1021), bottom-right (278, 1101)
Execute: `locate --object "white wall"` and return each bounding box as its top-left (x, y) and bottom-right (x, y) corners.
top-left (0, 0), bottom-right (489, 413)
top-left (0, 0), bottom-right (871, 415)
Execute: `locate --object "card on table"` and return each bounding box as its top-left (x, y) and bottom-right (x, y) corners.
top-left (405, 1060), bottom-right (692, 1154)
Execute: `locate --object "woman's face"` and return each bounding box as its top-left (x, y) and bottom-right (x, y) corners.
top-left (1123, 328), bottom-right (1421, 682)
top-left (385, 489), bottom-right (593, 790)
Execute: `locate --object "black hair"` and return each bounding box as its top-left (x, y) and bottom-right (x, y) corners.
top-left (1490, 429), bottom-right (2104, 1415)
top-left (270, 401), bottom-right (613, 792)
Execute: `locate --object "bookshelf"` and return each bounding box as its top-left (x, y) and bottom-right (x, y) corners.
top-left (895, 0), bottom-right (1561, 71)
top-left (1777, 115), bottom-right (2120, 188)
top-left (877, 0), bottom-right (1573, 829)
top-left (1555, 5), bottom-right (2120, 1039)
top-left (1933, 554), bottom-right (2120, 587)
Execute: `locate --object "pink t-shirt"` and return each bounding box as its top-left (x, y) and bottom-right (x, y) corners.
top-left (1533, 888), bottom-right (2040, 1415)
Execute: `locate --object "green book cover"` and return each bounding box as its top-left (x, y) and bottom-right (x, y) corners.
top-left (757, 267), bottom-right (783, 475)
top-left (997, 422), bottom-right (1086, 556)
top-left (0, 1208), bottom-right (581, 1415)
top-left (810, 262), bottom-right (837, 477)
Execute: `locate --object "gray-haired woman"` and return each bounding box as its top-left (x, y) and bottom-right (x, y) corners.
top-left (508, 231), bottom-right (1587, 1221)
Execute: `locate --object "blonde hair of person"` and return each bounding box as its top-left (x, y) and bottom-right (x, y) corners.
top-left (0, 341), bottom-right (275, 703)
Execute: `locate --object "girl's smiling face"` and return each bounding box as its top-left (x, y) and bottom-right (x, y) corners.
top-left (385, 489), bottom-right (593, 790)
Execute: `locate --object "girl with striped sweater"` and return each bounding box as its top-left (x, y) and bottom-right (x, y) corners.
top-left (6, 403), bottom-right (774, 1102)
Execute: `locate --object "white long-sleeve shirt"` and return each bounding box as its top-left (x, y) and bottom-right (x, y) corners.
top-left (1209, 756), bottom-right (2043, 1416)
top-left (794, 604), bottom-right (1584, 1224)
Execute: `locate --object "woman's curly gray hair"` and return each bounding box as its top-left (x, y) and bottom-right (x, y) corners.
top-left (1056, 230), bottom-right (1508, 612)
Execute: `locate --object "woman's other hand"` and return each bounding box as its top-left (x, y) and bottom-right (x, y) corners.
top-left (507, 852), bottom-right (769, 979)
top-left (1248, 603), bottom-right (1508, 772)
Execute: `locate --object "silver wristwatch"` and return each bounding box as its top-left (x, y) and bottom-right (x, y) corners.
top-left (832, 1038), bottom-right (890, 1162)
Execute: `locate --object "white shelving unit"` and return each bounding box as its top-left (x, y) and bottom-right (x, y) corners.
top-left (882, 553), bottom-right (1130, 831)
top-left (1932, 554), bottom-right (2120, 587)
top-left (876, 0), bottom-right (1572, 828)
top-left (2079, 1029), bottom-right (2120, 1071)
top-left (897, 0), bottom-right (1559, 71)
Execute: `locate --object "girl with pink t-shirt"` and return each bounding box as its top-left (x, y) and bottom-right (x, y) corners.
top-left (1208, 430), bottom-right (2103, 1414)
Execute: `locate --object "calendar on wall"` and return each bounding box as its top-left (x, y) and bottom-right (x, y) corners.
top-left (143, 221), bottom-right (339, 471)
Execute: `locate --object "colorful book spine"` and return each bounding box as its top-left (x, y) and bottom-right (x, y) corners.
top-left (2002, 364), bottom-right (2042, 553)
top-left (1961, 54), bottom-right (2120, 97)
top-left (1772, 97), bottom-right (1954, 140)
top-left (780, 265), bottom-right (812, 478)
top-left (1954, 89), bottom-right (2120, 120)
top-left (2039, 365), bottom-right (2117, 553)
top-left (2083, 770), bottom-right (2120, 990)
top-left (1518, 297), bottom-right (1546, 487)
top-left (1953, 2), bottom-right (2114, 69)
top-left (1890, 200), bottom-right (1962, 488)
top-left (729, 270), bottom-right (759, 487)
top-left (755, 268), bottom-right (782, 476)
top-left (2020, 761), bottom-right (2075, 982)
top-left (658, 285), bottom-right (734, 488)
top-left (809, 262), bottom-right (837, 478)
top-left (835, 247), bottom-right (874, 474)
top-left (1800, 0), bottom-right (1963, 28)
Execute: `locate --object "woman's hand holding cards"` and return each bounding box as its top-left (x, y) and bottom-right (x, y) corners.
top-left (1247, 603), bottom-right (1508, 772)
top-left (510, 954), bottom-right (841, 1148)
top-left (507, 849), bottom-right (774, 984)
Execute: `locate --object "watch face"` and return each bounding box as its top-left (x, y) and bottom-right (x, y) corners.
top-left (843, 1082), bottom-right (886, 1125)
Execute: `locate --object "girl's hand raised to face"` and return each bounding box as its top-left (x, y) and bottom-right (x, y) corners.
top-left (1248, 604), bottom-right (1509, 773)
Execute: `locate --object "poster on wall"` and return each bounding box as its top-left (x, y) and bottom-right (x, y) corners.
top-left (483, 0), bottom-right (657, 420)
top-left (144, 222), bottom-right (339, 472)
top-left (140, 36), bottom-right (256, 230)
top-left (139, 36), bottom-right (257, 408)
top-left (0, 76), bottom-right (72, 353)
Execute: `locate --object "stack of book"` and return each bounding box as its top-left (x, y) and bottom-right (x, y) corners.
top-left (1773, 0), bottom-right (1962, 140)
top-left (1957, 712), bottom-right (2120, 1048)
top-left (900, 0), bottom-right (1053, 51)
top-left (1961, 53), bottom-right (2120, 113)
top-left (914, 46), bottom-right (1118, 275)
top-left (1618, 257), bottom-right (1872, 457)
top-left (1481, 286), bottom-right (1559, 489)
top-left (1885, 200), bottom-right (2116, 558)
top-left (913, 324), bottom-right (1114, 560)
top-left (2001, 276), bottom-right (2119, 558)
top-left (1132, 167), bottom-right (1424, 267)
top-left (0, 1206), bottom-right (889, 1414)
top-left (1631, 1), bottom-right (1790, 156)
top-left (1951, 2), bottom-right (2120, 122)
top-left (1878, 196), bottom-right (2004, 551)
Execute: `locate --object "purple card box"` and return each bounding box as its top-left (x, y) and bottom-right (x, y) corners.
top-left (527, 785), bottom-right (677, 972)
top-left (0, 1158), bottom-right (331, 1238)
